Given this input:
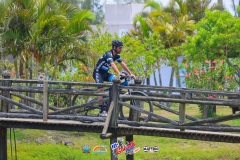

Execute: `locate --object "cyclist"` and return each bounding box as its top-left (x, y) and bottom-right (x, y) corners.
top-left (93, 40), bottom-right (136, 116)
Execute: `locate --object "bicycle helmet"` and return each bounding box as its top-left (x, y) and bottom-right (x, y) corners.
top-left (112, 40), bottom-right (123, 47)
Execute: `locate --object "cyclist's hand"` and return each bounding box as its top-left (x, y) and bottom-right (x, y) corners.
top-left (130, 74), bottom-right (136, 79)
top-left (120, 73), bottom-right (126, 80)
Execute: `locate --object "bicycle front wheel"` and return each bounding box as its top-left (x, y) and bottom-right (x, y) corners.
top-left (119, 91), bottom-right (153, 122)
top-left (71, 88), bottom-right (100, 116)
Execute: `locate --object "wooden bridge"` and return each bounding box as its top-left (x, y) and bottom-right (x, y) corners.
top-left (0, 73), bottom-right (240, 160)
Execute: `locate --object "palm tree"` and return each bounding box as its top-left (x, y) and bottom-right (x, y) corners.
top-left (0, 0), bottom-right (95, 79)
top-left (128, 1), bottom-right (170, 85)
top-left (163, 0), bottom-right (222, 23)
top-left (30, 1), bottom-right (95, 78)
top-left (0, 0), bottom-right (36, 78)
top-left (129, 1), bottom-right (195, 87)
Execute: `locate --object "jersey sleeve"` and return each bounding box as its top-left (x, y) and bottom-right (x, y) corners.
top-left (115, 54), bottom-right (122, 63)
top-left (105, 51), bottom-right (114, 63)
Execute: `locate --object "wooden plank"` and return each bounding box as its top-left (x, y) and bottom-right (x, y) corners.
top-left (153, 102), bottom-right (199, 121)
top-left (0, 79), bottom-right (238, 96)
top-left (49, 98), bottom-right (108, 115)
top-left (10, 92), bottom-right (59, 111)
top-left (120, 95), bottom-right (240, 106)
top-left (0, 86), bottom-right (108, 96)
top-left (118, 120), bottom-right (240, 132)
top-left (0, 95), bottom-right (42, 114)
top-left (181, 112), bottom-right (240, 126)
top-left (101, 101), bottom-right (114, 137)
top-left (0, 79), bottom-right (112, 87)
top-left (0, 113), bottom-right (105, 123)
top-left (119, 85), bottom-right (240, 96)
top-left (118, 101), bottom-right (179, 125)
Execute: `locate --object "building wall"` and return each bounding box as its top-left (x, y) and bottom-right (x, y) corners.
top-left (104, 4), bottom-right (149, 37)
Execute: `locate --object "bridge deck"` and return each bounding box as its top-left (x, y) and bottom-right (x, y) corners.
top-left (0, 117), bottom-right (239, 143)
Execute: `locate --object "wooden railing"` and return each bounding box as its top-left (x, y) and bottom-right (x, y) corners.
top-left (0, 74), bottom-right (240, 160)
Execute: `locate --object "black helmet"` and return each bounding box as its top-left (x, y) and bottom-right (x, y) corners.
top-left (112, 40), bottom-right (123, 47)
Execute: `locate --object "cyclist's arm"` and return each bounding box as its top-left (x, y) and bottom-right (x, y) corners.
top-left (120, 62), bottom-right (136, 79)
top-left (110, 61), bottom-right (121, 76)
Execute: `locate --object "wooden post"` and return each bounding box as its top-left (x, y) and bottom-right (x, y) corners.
top-left (67, 85), bottom-right (71, 107)
top-left (179, 92), bottom-right (186, 131)
top-left (43, 80), bottom-right (49, 121)
top-left (126, 79), bottom-right (142, 160)
top-left (0, 70), bottom-right (11, 160)
top-left (110, 79), bottom-right (120, 160)
top-left (129, 79), bottom-right (142, 121)
top-left (228, 95), bottom-right (239, 114)
top-left (66, 84), bottom-right (72, 114)
top-left (203, 105), bottom-right (208, 119)
top-left (0, 128), bottom-right (7, 160)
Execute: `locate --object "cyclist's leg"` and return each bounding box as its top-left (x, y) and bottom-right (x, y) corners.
top-left (97, 73), bottom-right (115, 112)
top-left (93, 71), bottom-right (105, 114)
top-left (107, 73), bottom-right (116, 82)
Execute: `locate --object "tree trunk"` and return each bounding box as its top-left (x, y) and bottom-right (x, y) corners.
top-left (30, 56), bottom-right (33, 79)
top-left (169, 67), bottom-right (175, 88)
top-left (167, 67), bottom-right (175, 108)
top-left (218, 0), bottom-right (223, 10)
top-left (146, 77), bottom-right (150, 85)
top-left (157, 61), bottom-right (162, 86)
top-left (153, 68), bottom-right (157, 86)
top-left (14, 58), bottom-right (19, 78)
top-left (52, 65), bottom-right (58, 80)
top-left (25, 56), bottom-right (29, 79)
top-left (19, 58), bottom-right (24, 78)
top-left (175, 65), bottom-right (181, 87)
top-left (239, 0), bottom-right (240, 17)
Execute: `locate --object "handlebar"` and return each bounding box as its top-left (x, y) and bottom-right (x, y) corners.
top-left (119, 75), bottom-right (135, 83)
top-left (120, 75), bottom-right (134, 79)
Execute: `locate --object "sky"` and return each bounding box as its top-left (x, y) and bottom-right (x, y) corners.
top-left (103, 0), bottom-right (238, 15)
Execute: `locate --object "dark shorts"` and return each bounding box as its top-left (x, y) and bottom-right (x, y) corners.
top-left (93, 70), bottom-right (116, 84)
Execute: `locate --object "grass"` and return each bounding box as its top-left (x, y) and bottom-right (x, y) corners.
top-left (7, 130), bottom-right (240, 160)
top-left (5, 103), bottom-right (240, 160)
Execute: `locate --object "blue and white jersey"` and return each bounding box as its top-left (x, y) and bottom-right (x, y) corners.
top-left (95, 50), bottom-right (122, 73)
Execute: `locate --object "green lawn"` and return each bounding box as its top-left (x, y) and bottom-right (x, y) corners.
top-left (7, 130), bottom-right (240, 160)
top-left (6, 104), bottom-right (240, 160)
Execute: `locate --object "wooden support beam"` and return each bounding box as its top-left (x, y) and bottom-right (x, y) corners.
top-left (181, 112), bottom-right (240, 126)
top-left (118, 120), bottom-right (240, 132)
top-left (0, 95), bottom-right (42, 114)
top-left (179, 92), bottom-right (186, 131)
top-left (110, 79), bottom-right (120, 160)
top-left (153, 102), bottom-right (199, 121)
top-left (0, 71), bottom-right (11, 160)
top-left (126, 79), bottom-right (142, 160)
top-left (50, 98), bottom-right (108, 115)
top-left (119, 101), bottom-right (179, 125)
top-left (10, 92), bottom-right (59, 111)
top-left (0, 128), bottom-right (7, 160)
top-left (120, 85), bottom-right (240, 97)
top-left (203, 105), bottom-right (208, 119)
top-left (0, 113), bottom-right (106, 123)
top-left (0, 86), bottom-right (108, 96)
top-left (0, 79), bottom-right (112, 87)
top-left (43, 81), bottom-right (48, 121)
top-left (120, 95), bottom-right (240, 106)
top-left (101, 101), bottom-right (114, 138)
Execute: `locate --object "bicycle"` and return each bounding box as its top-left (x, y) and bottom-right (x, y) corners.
top-left (71, 75), bottom-right (153, 122)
